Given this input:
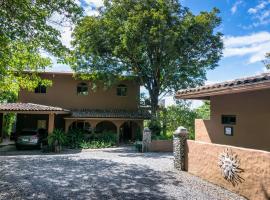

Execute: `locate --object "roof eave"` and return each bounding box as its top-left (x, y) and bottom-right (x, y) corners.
top-left (0, 110), bottom-right (70, 114)
top-left (175, 81), bottom-right (270, 100)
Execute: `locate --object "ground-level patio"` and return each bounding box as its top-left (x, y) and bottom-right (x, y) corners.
top-left (0, 146), bottom-right (245, 200)
top-left (0, 103), bottom-right (150, 144)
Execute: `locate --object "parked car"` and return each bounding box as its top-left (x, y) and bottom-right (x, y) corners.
top-left (15, 129), bottom-right (48, 150)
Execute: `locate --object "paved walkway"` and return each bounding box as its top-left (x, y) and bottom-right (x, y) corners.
top-left (0, 146), bottom-right (246, 200)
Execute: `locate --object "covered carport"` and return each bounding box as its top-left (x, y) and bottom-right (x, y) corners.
top-left (0, 103), bottom-right (69, 141)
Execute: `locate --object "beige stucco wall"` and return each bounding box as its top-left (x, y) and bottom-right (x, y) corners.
top-left (195, 89), bottom-right (270, 151)
top-left (18, 73), bottom-right (140, 110)
top-left (186, 140), bottom-right (270, 200)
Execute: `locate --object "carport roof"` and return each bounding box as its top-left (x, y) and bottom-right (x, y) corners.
top-left (0, 103), bottom-right (69, 113)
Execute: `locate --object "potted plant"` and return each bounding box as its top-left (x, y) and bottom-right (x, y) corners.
top-left (47, 129), bottom-right (67, 153)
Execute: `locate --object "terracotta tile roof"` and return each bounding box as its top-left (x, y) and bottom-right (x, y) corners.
top-left (176, 72), bottom-right (270, 99)
top-left (68, 109), bottom-right (151, 119)
top-left (0, 103), bottom-right (69, 112)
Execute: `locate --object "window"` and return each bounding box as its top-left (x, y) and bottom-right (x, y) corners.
top-left (222, 115), bottom-right (236, 125)
top-left (77, 82), bottom-right (88, 95)
top-left (117, 84), bottom-right (127, 96)
top-left (35, 84), bottom-right (46, 93)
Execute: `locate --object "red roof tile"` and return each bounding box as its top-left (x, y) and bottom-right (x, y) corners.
top-left (0, 103), bottom-right (69, 112)
top-left (176, 73), bottom-right (270, 99)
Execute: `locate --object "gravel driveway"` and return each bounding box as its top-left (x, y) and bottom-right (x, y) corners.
top-left (0, 146), bottom-right (245, 200)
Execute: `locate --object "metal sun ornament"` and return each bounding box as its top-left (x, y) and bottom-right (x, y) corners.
top-left (218, 148), bottom-right (244, 186)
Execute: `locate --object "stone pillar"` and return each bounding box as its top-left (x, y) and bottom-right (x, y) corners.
top-left (173, 126), bottom-right (188, 170)
top-left (142, 127), bottom-right (151, 152)
top-left (48, 113), bottom-right (55, 134)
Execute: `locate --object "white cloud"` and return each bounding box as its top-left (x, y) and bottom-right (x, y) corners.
top-left (161, 96), bottom-right (203, 109)
top-left (247, 0), bottom-right (270, 27)
top-left (43, 1), bottom-right (104, 72)
top-left (46, 1), bottom-right (103, 49)
top-left (231, 0), bottom-right (243, 14)
top-left (84, 6), bottom-right (100, 16)
top-left (223, 32), bottom-right (270, 63)
top-left (83, 0), bottom-right (103, 8)
top-left (82, 0), bottom-right (103, 16)
top-left (47, 13), bottom-right (74, 48)
top-left (248, 1), bottom-right (269, 14)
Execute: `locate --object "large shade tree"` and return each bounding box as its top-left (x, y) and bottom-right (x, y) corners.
top-left (70, 0), bottom-right (223, 118)
top-left (0, 0), bottom-right (82, 93)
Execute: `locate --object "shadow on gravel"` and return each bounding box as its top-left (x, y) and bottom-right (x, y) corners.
top-left (0, 156), bottom-right (178, 200)
top-left (0, 145), bottom-right (83, 157)
top-left (102, 146), bottom-right (173, 159)
top-left (117, 152), bottom-right (173, 159)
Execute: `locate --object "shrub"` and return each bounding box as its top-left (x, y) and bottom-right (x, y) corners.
top-left (48, 129), bottom-right (67, 146)
top-left (135, 127), bottom-right (142, 141)
top-left (47, 129), bottom-right (67, 152)
top-left (93, 131), bottom-right (117, 144)
top-left (134, 141), bottom-right (142, 152)
top-left (152, 131), bottom-right (173, 140)
top-left (65, 129), bottom-right (85, 148)
top-left (65, 129), bottom-right (117, 149)
top-left (79, 140), bottom-right (114, 149)
top-left (148, 119), bottom-right (162, 136)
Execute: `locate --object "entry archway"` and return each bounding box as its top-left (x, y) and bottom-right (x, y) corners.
top-left (95, 121), bottom-right (117, 133)
top-left (119, 121), bottom-right (141, 143)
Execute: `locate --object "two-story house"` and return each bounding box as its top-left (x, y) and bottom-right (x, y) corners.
top-left (0, 71), bottom-right (150, 143)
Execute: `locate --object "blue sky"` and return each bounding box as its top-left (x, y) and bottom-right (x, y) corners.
top-left (182, 0), bottom-right (270, 82)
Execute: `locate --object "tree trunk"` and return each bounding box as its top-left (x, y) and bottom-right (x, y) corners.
top-left (148, 87), bottom-right (162, 135)
top-left (150, 89), bottom-right (159, 120)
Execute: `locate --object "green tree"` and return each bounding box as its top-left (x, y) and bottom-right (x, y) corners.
top-left (69, 0), bottom-right (223, 119)
top-left (159, 102), bottom-right (197, 139)
top-left (0, 0), bottom-right (82, 93)
top-left (0, 91), bottom-right (17, 138)
top-left (195, 101), bottom-right (210, 120)
top-left (264, 53), bottom-right (270, 69)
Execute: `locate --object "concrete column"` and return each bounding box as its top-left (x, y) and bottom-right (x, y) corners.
top-left (65, 119), bottom-right (75, 133)
top-left (89, 121), bottom-right (98, 134)
top-left (173, 126), bottom-right (188, 170)
top-left (48, 113), bottom-right (55, 134)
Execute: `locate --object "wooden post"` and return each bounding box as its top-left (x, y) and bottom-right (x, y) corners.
top-left (48, 113), bottom-right (55, 134)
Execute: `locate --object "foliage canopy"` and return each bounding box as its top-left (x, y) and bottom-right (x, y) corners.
top-left (158, 101), bottom-right (210, 139)
top-left (70, 0), bottom-right (223, 117)
top-left (0, 0), bottom-right (82, 94)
